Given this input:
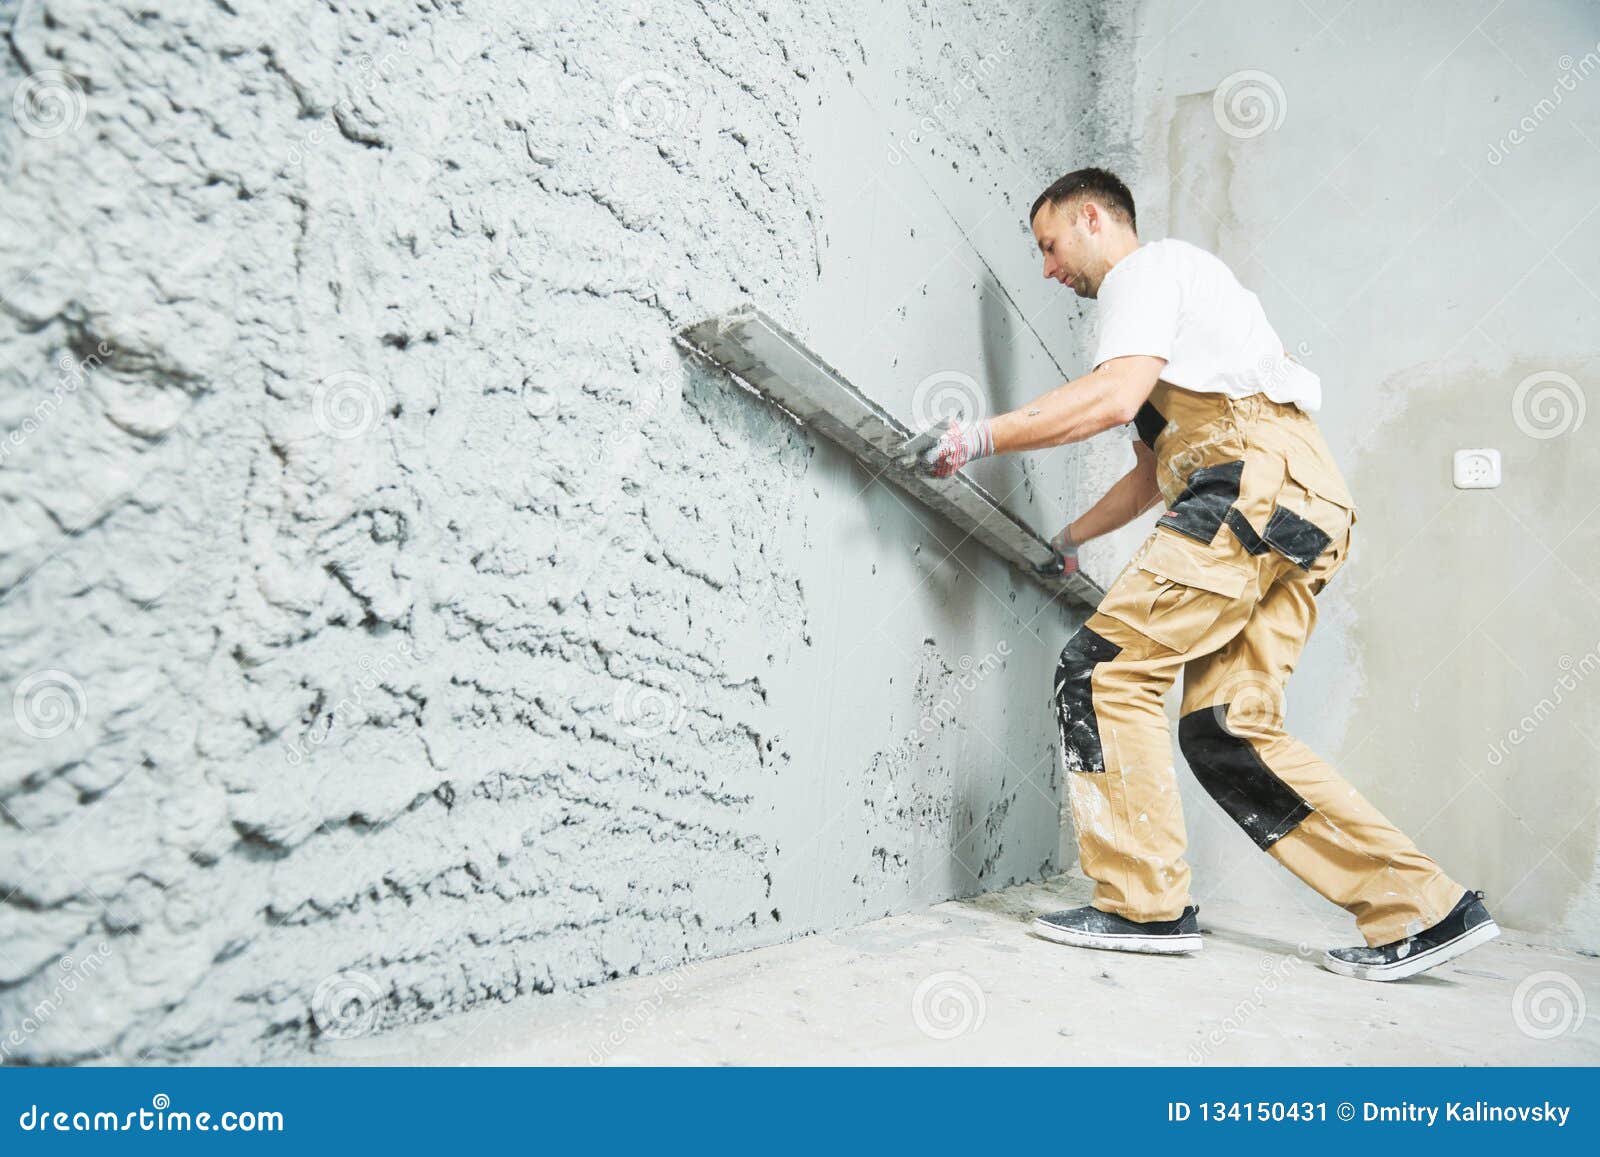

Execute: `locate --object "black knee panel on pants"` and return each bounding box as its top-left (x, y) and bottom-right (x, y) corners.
top-left (1178, 706), bottom-right (1313, 849)
top-left (1055, 626), bottom-right (1121, 774)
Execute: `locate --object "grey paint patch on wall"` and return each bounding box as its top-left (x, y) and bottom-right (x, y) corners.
top-left (0, 0), bottom-right (1138, 1061)
top-left (1166, 91), bottom-right (1232, 253)
top-left (1343, 356), bottom-right (1600, 941)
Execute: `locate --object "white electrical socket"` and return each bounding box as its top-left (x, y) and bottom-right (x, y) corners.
top-left (1452, 448), bottom-right (1502, 489)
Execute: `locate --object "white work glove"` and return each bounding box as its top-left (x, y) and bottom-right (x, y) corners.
top-left (1044, 524), bottom-right (1080, 577)
top-left (897, 417), bottom-right (995, 478)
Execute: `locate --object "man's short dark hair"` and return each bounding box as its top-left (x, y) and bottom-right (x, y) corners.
top-left (1030, 168), bottom-right (1136, 232)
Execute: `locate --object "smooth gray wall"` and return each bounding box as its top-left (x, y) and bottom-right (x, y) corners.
top-left (0, 0), bottom-right (1133, 1062)
top-left (1122, 0), bottom-right (1600, 948)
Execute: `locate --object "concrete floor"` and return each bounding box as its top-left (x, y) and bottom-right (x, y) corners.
top-left (316, 875), bottom-right (1600, 1066)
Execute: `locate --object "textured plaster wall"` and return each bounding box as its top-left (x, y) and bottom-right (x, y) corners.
top-left (1127, 0), bottom-right (1600, 948)
top-left (0, 0), bottom-right (1137, 1062)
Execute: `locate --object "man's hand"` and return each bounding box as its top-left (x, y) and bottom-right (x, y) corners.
top-left (1046, 524), bottom-right (1080, 577)
top-left (897, 417), bottom-right (994, 478)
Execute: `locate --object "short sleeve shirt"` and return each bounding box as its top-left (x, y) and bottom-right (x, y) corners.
top-left (1093, 239), bottom-right (1320, 438)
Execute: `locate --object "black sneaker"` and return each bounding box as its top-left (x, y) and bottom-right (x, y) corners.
top-left (1031, 904), bottom-right (1202, 955)
top-left (1322, 890), bottom-right (1500, 982)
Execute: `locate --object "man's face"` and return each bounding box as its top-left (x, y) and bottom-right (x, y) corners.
top-left (1032, 199), bottom-right (1100, 298)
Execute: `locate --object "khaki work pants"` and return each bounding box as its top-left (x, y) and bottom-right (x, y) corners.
top-left (1055, 384), bottom-right (1462, 946)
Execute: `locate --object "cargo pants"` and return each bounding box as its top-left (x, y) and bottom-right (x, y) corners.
top-left (1055, 383), bottom-right (1463, 946)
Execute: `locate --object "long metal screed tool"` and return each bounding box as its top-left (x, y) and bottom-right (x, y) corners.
top-left (679, 306), bottom-right (1105, 611)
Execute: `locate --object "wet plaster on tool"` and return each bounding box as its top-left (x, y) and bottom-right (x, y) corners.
top-left (679, 307), bottom-right (1107, 611)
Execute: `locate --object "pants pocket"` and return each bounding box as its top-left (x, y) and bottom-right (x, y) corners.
top-left (1262, 462), bottom-right (1354, 592)
top-left (1308, 504), bottom-right (1355, 595)
top-left (1098, 529), bottom-right (1252, 653)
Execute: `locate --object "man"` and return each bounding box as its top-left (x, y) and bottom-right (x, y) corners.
top-left (904, 168), bottom-right (1496, 981)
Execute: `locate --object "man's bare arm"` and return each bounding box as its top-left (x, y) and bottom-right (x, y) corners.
top-left (904, 355), bottom-right (1165, 476)
top-left (1056, 441), bottom-right (1162, 549)
top-left (991, 355), bottom-right (1165, 452)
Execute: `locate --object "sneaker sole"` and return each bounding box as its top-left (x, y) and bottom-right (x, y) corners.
top-left (1321, 919), bottom-right (1501, 982)
top-left (1030, 917), bottom-right (1202, 955)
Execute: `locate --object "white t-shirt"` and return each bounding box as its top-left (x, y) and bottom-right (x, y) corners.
top-left (1093, 239), bottom-right (1320, 425)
